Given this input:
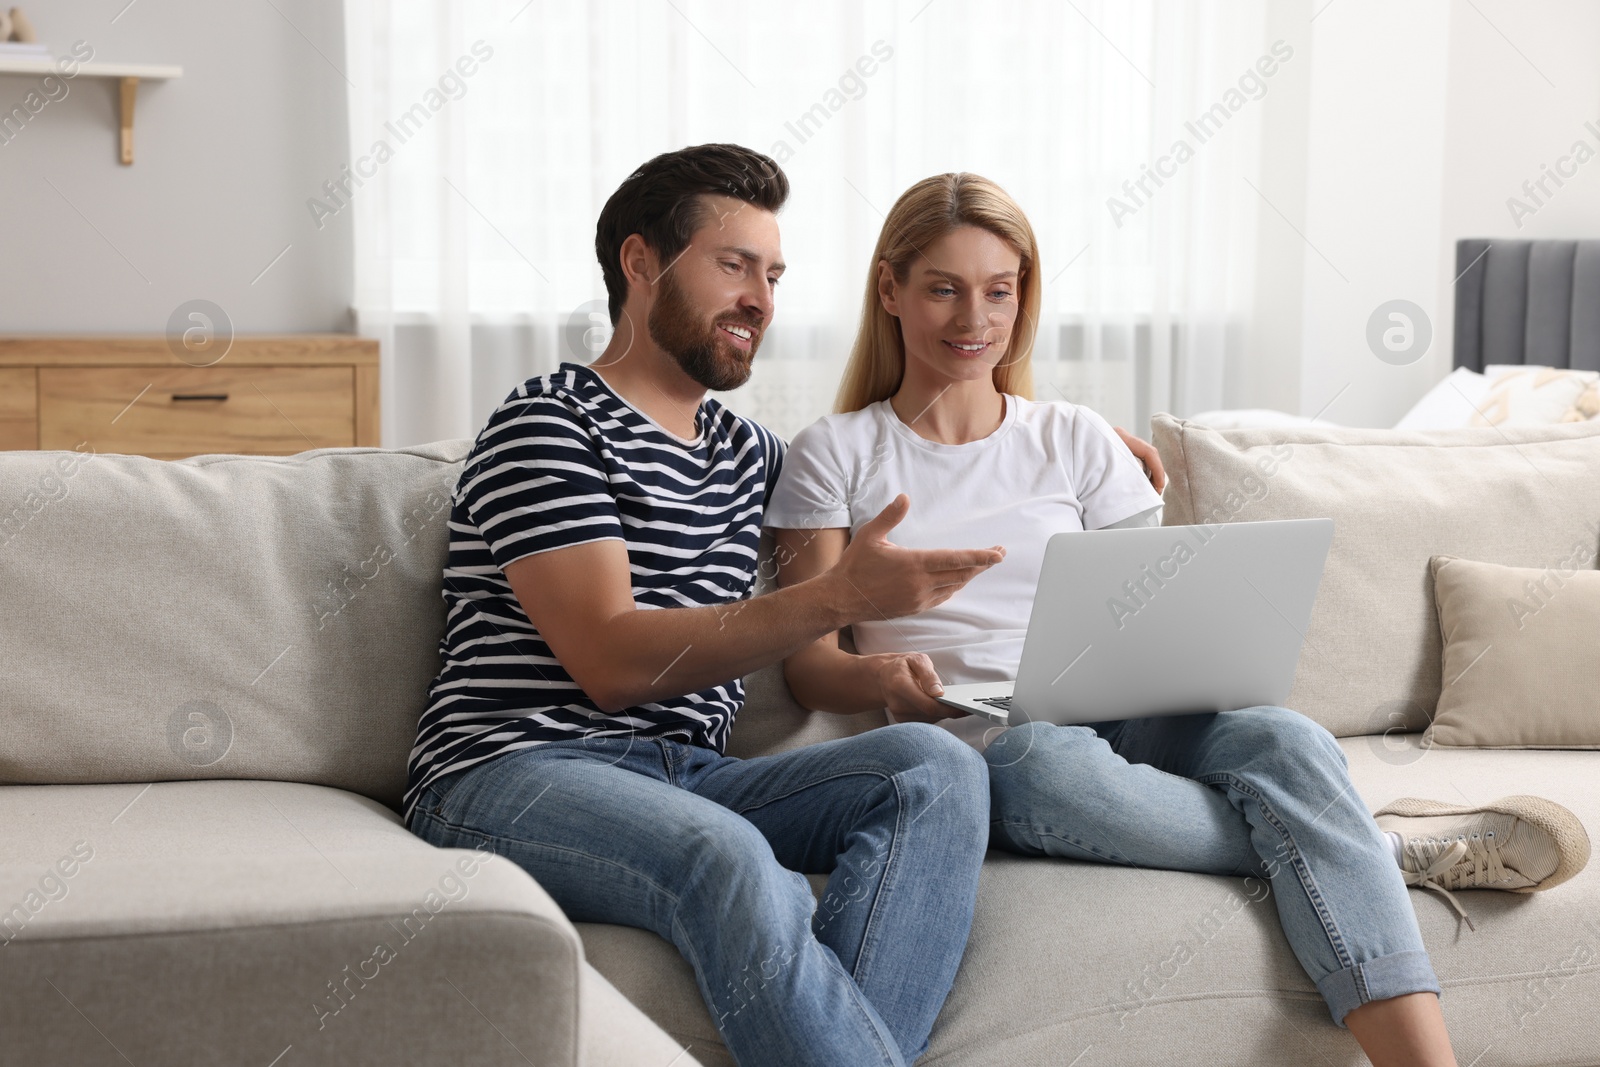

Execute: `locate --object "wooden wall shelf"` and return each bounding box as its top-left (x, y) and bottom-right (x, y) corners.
top-left (0, 58), bottom-right (183, 164)
top-left (0, 335), bottom-right (379, 458)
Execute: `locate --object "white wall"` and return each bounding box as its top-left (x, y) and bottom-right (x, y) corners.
top-left (0, 0), bottom-right (352, 335)
top-left (1239, 0), bottom-right (1314, 416)
top-left (1295, 0), bottom-right (1455, 428)
top-left (3, 1), bottom-right (1594, 423)
top-left (1430, 0), bottom-right (1600, 378)
top-left (1250, 0), bottom-right (1600, 427)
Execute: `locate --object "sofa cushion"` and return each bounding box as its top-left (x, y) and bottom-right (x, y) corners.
top-left (0, 779), bottom-right (598, 1066)
top-left (581, 739), bottom-right (1600, 1067)
top-left (0, 440), bottom-right (472, 810)
top-left (1152, 416), bottom-right (1600, 736)
top-left (1425, 554), bottom-right (1600, 748)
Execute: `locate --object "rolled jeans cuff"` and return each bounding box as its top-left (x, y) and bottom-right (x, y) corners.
top-left (1315, 949), bottom-right (1442, 1027)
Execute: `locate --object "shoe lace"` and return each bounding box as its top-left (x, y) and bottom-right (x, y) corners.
top-left (1401, 829), bottom-right (1509, 932)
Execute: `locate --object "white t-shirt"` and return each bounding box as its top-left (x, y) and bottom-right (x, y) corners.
top-left (764, 394), bottom-right (1164, 747)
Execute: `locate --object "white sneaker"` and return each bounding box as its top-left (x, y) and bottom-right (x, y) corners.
top-left (1374, 795), bottom-right (1591, 930)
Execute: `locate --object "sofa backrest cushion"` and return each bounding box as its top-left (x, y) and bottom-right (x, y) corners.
top-left (0, 440), bottom-right (472, 811)
top-left (1152, 415), bottom-right (1600, 737)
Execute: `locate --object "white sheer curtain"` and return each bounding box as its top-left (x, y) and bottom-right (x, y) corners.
top-left (342, 0), bottom-right (1267, 446)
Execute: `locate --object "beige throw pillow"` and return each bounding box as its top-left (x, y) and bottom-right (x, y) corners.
top-left (1425, 554), bottom-right (1600, 748)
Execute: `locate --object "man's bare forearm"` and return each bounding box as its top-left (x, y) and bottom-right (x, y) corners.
top-left (586, 573), bottom-right (861, 712)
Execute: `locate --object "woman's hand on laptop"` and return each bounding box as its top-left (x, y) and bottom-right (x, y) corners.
top-left (876, 652), bottom-right (961, 723)
top-left (827, 494), bottom-right (1004, 623)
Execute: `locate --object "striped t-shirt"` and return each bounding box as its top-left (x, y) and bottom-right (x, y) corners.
top-left (402, 362), bottom-right (785, 825)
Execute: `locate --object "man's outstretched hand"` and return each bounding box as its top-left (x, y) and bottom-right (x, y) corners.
top-left (827, 494), bottom-right (1004, 622)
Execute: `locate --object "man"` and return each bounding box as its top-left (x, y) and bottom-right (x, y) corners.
top-left (403, 143), bottom-right (1164, 1065)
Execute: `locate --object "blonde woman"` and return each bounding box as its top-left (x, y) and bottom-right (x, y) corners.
top-left (764, 173), bottom-right (1582, 1066)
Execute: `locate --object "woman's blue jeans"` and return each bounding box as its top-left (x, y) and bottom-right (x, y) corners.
top-left (984, 706), bottom-right (1441, 1025)
top-left (409, 722), bottom-right (990, 1066)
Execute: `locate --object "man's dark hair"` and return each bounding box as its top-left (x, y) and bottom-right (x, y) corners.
top-left (595, 143), bottom-right (789, 325)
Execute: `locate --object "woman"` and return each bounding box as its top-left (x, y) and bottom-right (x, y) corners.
top-left (763, 173), bottom-right (1587, 1067)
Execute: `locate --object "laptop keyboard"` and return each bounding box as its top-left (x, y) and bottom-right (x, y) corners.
top-left (978, 696), bottom-right (1013, 711)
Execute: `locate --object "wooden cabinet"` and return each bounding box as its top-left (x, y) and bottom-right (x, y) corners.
top-left (0, 367), bottom-right (35, 451)
top-left (0, 336), bottom-right (378, 458)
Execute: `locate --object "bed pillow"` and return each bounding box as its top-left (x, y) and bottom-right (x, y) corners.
top-left (1571, 381), bottom-right (1600, 422)
top-left (1473, 366), bottom-right (1599, 426)
top-left (1394, 367), bottom-right (1491, 430)
top-left (1396, 365), bottom-right (1597, 429)
top-left (1424, 555), bottom-right (1600, 748)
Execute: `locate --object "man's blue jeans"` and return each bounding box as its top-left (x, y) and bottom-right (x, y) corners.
top-left (984, 706), bottom-right (1441, 1026)
top-left (409, 722), bottom-right (990, 1066)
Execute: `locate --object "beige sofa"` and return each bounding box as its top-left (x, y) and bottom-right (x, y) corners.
top-left (2, 415), bottom-right (1597, 1067)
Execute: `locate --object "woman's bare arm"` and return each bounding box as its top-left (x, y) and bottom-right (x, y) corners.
top-left (773, 520), bottom-right (971, 723)
top-left (503, 494), bottom-right (999, 714)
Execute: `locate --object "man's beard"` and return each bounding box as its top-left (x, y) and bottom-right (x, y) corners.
top-left (647, 272), bottom-right (763, 392)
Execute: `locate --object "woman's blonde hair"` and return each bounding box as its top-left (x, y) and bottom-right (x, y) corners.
top-left (834, 173), bottom-right (1042, 413)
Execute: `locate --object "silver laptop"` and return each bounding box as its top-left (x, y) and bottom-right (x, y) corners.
top-left (936, 518), bottom-right (1334, 725)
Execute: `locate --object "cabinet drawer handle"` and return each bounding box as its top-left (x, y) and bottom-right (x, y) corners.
top-left (171, 393), bottom-right (229, 402)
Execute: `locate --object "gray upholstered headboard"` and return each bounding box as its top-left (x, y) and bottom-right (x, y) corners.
top-left (1454, 239), bottom-right (1600, 372)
